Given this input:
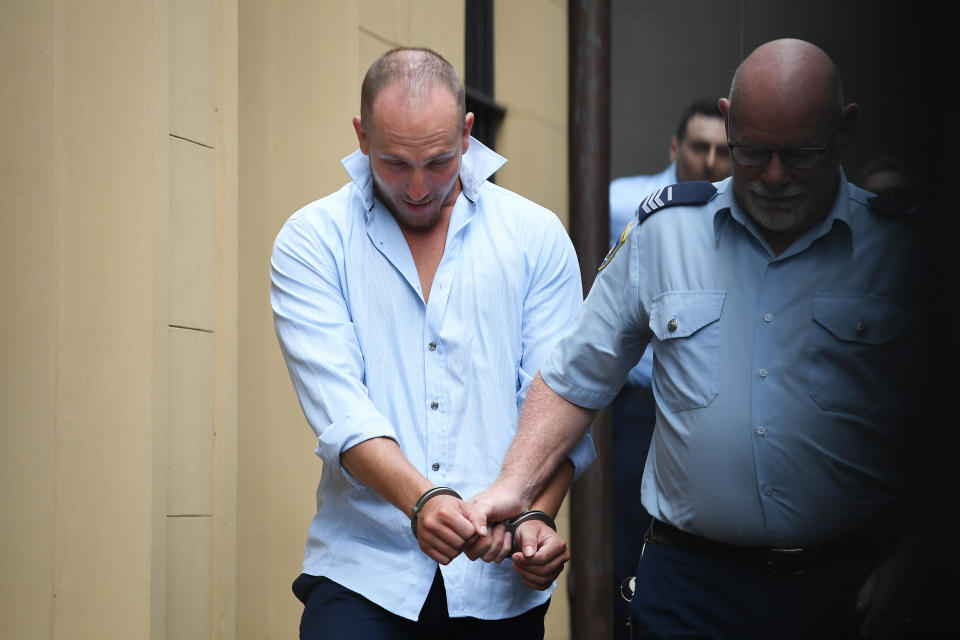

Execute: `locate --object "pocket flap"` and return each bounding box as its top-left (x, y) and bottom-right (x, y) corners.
top-left (812, 294), bottom-right (911, 345)
top-left (649, 291), bottom-right (726, 341)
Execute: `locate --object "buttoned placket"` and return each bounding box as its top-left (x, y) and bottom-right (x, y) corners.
top-left (423, 274), bottom-right (450, 482)
top-left (421, 199), bottom-right (472, 482)
top-left (753, 256), bottom-right (782, 516)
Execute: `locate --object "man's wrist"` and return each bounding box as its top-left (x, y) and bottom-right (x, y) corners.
top-left (505, 509), bottom-right (557, 533)
top-left (505, 509), bottom-right (557, 553)
top-left (410, 486), bottom-right (461, 539)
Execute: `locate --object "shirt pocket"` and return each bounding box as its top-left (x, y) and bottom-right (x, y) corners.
top-left (649, 290), bottom-right (726, 412)
top-left (809, 293), bottom-right (912, 415)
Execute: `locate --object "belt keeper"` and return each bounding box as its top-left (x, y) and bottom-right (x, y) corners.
top-left (505, 510), bottom-right (557, 552)
top-left (410, 487), bottom-right (461, 539)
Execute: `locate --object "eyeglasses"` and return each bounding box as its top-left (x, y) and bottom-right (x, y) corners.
top-left (727, 141), bottom-right (829, 169)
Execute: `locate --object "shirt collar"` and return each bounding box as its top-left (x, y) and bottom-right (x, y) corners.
top-left (665, 162), bottom-right (678, 184)
top-left (340, 136), bottom-right (507, 215)
top-left (712, 168), bottom-right (854, 256)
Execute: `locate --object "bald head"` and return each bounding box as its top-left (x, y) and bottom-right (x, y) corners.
top-left (360, 47), bottom-right (466, 132)
top-left (729, 39), bottom-right (843, 131)
top-left (719, 39), bottom-right (859, 255)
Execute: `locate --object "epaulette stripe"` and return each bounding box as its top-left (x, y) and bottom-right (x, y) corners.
top-left (635, 180), bottom-right (717, 225)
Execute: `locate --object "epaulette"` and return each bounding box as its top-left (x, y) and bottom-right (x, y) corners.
top-left (867, 194), bottom-right (920, 220)
top-left (635, 180), bottom-right (718, 224)
top-left (599, 181), bottom-right (718, 272)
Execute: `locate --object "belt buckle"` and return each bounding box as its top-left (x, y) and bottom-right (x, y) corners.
top-left (765, 547), bottom-right (807, 575)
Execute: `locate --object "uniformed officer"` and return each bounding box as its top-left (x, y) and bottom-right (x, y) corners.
top-left (471, 38), bottom-right (929, 639)
top-left (606, 100), bottom-right (732, 640)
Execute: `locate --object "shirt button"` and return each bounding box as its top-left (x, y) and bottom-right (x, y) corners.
top-left (759, 369), bottom-right (768, 378)
top-left (763, 313), bottom-right (773, 322)
top-left (757, 426), bottom-right (766, 436)
top-left (855, 322), bottom-right (867, 338)
top-left (667, 318), bottom-right (678, 332)
top-left (431, 462), bottom-right (440, 471)
top-left (430, 401), bottom-right (439, 410)
top-left (428, 341), bottom-right (437, 350)
top-left (764, 487), bottom-right (774, 496)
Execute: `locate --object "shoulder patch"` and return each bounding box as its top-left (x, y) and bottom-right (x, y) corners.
top-left (635, 181), bottom-right (718, 225)
top-left (598, 220), bottom-right (632, 271)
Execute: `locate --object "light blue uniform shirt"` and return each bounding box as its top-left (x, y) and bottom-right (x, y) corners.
top-left (608, 163), bottom-right (678, 387)
top-left (544, 173), bottom-right (920, 546)
top-left (271, 137), bottom-right (595, 621)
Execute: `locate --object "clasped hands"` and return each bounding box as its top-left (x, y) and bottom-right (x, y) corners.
top-left (413, 487), bottom-right (569, 591)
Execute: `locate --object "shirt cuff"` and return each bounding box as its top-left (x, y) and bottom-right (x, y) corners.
top-left (541, 367), bottom-right (619, 411)
top-left (567, 428), bottom-right (596, 482)
top-left (316, 414), bottom-right (400, 489)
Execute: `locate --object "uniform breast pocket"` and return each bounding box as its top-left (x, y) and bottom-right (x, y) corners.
top-left (809, 293), bottom-right (913, 416)
top-left (649, 291), bottom-right (726, 412)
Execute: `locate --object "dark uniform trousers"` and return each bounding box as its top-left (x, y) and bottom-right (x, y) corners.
top-left (628, 519), bottom-right (907, 639)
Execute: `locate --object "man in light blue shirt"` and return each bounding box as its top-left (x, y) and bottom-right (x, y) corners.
top-left (271, 47), bottom-right (593, 639)
top-left (606, 101), bottom-right (730, 639)
top-left (473, 39), bottom-right (926, 639)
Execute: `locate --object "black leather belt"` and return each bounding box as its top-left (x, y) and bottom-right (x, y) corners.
top-left (645, 518), bottom-right (888, 575)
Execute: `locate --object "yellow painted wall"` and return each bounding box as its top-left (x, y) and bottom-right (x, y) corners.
top-left (1, 0), bottom-right (238, 638)
top-left (495, 0), bottom-right (570, 228)
top-left (1, 1), bottom-right (569, 638)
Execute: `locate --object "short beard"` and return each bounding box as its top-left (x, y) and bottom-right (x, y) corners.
top-left (741, 184), bottom-right (817, 235)
top-left (370, 165), bottom-right (460, 233)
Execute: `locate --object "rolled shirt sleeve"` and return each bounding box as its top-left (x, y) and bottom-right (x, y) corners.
top-left (271, 216), bottom-right (398, 485)
top-left (516, 209), bottom-right (596, 481)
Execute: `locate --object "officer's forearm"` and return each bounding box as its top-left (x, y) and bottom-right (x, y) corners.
top-left (499, 373), bottom-right (597, 506)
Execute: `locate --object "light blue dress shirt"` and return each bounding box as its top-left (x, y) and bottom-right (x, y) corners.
top-left (608, 163), bottom-right (678, 387)
top-left (544, 173), bottom-right (920, 547)
top-left (271, 137), bottom-right (595, 621)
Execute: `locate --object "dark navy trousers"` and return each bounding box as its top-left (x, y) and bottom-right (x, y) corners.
top-left (628, 536), bottom-right (885, 639)
top-left (293, 569), bottom-right (549, 639)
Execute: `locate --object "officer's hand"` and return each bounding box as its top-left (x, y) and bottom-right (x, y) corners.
top-left (468, 482), bottom-right (527, 529)
top-left (463, 521), bottom-right (513, 563)
top-left (510, 520), bottom-right (570, 590)
top-left (416, 496), bottom-right (488, 565)
top-left (855, 543), bottom-right (924, 639)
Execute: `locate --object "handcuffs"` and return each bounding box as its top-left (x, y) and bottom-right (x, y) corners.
top-left (410, 487), bottom-right (557, 552)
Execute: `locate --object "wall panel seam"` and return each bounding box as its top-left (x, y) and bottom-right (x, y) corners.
top-left (170, 132), bottom-right (214, 150)
top-left (169, 324), bottom-right (215, 333)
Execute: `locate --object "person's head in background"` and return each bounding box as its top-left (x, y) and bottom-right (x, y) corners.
top-left (671, 99), bottom-right (731, 182)
top-left (860, 154), bottom-right (917, 201)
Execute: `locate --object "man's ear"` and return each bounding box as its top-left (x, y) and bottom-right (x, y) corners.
top-left (669, 135), bottom-right (679, 162)
top-left (462, 112), bottom-right (475, 153)
top-left (353, 116), bottom-right (370, 155)
top-left (838, 103), bottom-right (859, 156)
top-left (718, 98), bottom-right (731, 141)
